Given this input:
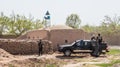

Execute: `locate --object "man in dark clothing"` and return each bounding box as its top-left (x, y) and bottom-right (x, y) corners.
top-left (96, 33), bottom-right (103, 44)
top-left (91, 34), bottom-right (102, 56)
top-left (38, 39), bottom-right (43, 56)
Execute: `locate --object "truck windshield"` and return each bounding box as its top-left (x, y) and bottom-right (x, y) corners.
top-left (71, 42), bottom-right (76, 45)
top-left (72, 40), bottom-right (84, 46)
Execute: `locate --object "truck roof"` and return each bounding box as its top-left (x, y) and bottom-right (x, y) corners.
top-left (75, 40), bottom-right (91, 42)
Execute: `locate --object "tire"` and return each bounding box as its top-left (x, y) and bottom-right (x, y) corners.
top-left (94, 51), bottom-right (101, 57)
top-left (91, 50), bottom-right (101, 57)
top-left (64, 50), bottom-right (71, 56)
top-left (93, 51), bottom-right (101, 57)
top-left (90, 51), bottom-right (94, 56)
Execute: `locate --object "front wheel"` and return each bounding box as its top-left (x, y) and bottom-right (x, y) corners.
top-left (64, 50), bottom-right (71, 56)
top-left (94, 51), bottom-right (101, 57)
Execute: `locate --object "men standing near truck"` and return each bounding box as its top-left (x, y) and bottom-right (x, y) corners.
top-left (91, 33), bottom-right (103, 57)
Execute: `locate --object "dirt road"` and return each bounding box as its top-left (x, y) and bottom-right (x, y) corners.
top-left (0, 46), bottom-right (120, 67)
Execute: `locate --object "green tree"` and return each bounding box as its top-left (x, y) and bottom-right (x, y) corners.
top-left (0, 12), bottom-right (44, 36)
top-left (0, 12), bottom-right (10, 35)
top-left (99, 15), bottom-right (120, 35)
top-left (66, 14), bottom-right (81, 29)
top-left (7, 14), bottom-right (33, 36)
top-left (81, 24), bottom-right (96, 33)
top-left (7, 13), bottom-right (43, 36)
top-left (82, 15), bottom-right (120, 36)
top-left (33, 19), bottom-right (43, 29)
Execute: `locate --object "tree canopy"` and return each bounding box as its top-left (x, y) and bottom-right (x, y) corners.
top-left (81, 15), bottom-right (120, 36)
top-left (66, 14), bottom-right (81, 29)
top-left (0, 12), bottom-right (43, 36)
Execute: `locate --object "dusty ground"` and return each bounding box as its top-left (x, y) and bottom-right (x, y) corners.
top-left (0, 46), bottom-right (120, 67)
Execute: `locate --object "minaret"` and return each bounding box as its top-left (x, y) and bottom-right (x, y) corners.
top-left (44, 11), bottom-right (51, 28)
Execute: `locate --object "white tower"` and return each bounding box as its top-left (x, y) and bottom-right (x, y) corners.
top-left (44, 11), bottom-right (51, 28)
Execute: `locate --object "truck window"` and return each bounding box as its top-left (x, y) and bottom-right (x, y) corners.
top-left (85, 42), bottom-right (87, 45)
top-left (74, 40), bottom-right (84, 47)
top-left (76, 42), bottom-right (80, 46)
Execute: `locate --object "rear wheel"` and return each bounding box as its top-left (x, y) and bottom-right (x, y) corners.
top-left (94, 51), bottom-right (101, 57)
top-left (64, 50), bottom-right (71, 56)
top-left (90, 50), bottom-right (94, 56)
top-left (91, 50), bottom-right (101, 57)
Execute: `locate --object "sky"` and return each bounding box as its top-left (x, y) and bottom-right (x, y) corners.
top-left (0, 0), bottom-right (120, 26)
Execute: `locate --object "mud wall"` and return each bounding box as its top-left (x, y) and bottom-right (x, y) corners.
top-left (103, 34), bottom-right (120, 46)
top-left (0, 35), bottom-right (17, 39)
top-left (17, 29), bottom-right (91, 51)
top-left (18, 30), bottom-right (49, 40)
top-left (0, 39), bottom-right (53, 55)
top-left (49, 29), bottom-right (91, 50)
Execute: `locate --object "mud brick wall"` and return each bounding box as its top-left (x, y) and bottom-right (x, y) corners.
top-left (103, 34), bottom-right (120, 46)
top-left (18, 30), bottom-right (49, 40)
top-left (0, 39), bottom-right (53, 55)
top-left (49, 29), bottom-right (91, 50)
top-left (0, 35), bottom-right (17, 39)
top-left (17, 29), bottom-right (91, 51)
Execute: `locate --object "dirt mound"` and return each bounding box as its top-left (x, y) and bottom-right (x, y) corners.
top-left (0, 48), bottom-right (13, 59)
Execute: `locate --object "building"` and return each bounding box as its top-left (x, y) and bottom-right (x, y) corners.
top-left (18, 25), bottom-right (91, 50)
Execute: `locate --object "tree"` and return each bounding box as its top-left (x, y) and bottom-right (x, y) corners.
top-left (0, 12), bottom-right (44, 36)
top-left (6, 14), bottom-right (33, 36)
top-left (0, 12), bottom-right (10, 35)
top-left (81, 24), bottom-right (96, 33)
top-left (82, 15), bottom-right (120, 36)
top-left (99, 15), bottom-right (120, 35)
top-left (66, 14), bottom-right (81, 29)
top-left (6, 13), bottom-right (43, 36)
top-left (33, 19), bottom-right (43, 29)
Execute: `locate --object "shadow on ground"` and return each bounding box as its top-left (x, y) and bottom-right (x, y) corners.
top-left (55, 54), bottom-right (107, 59)
top-left (56, 55), bottom-right (87, 59)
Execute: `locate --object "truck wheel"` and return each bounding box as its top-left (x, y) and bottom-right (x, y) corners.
top-left (91, 50), bottom-right (101, 57)
top-left (90, 51), bottom-right (94, 56)
top-left (94, 51), bottom-right (101, 57)
top-left (64, 50), bottom-right (71, 56)
top-left (90, 50), bottom-right (95, 56)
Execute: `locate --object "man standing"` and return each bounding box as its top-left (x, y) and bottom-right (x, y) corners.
top-left (96, 33), bottom-right (103, 44)
top-left (38, 39), bottom-right (43, 56)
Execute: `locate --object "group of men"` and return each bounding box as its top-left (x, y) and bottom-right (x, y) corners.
top-left (91, 33), bottom-right (103, 44)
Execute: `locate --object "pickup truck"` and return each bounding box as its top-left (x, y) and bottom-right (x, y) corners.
top-left (58, 40), bottom-right (109, 57)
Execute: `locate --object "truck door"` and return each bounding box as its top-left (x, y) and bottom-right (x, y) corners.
top-left (83, 41), bottom-right (91, 50)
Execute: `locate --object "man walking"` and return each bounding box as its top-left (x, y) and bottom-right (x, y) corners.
top-left (38, 39), bottom-right (43, 56)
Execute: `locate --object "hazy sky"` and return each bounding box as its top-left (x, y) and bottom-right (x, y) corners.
top-left (0, 0), bottom-right (120, 26)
